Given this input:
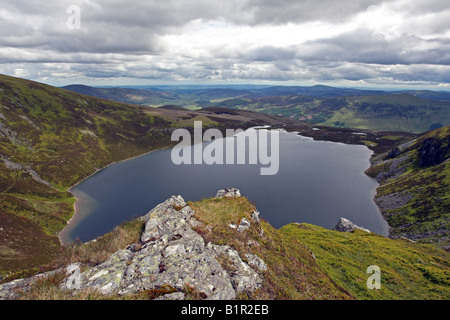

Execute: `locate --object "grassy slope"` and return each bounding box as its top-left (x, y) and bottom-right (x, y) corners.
top-left (322, 95), bottom-right (450, 133)
top-left (287, 223), bottom-right (450, 300)
top-left (191, 197), bottom-right (448, 300)
top-left (189, 197), bottom-right (352, 300)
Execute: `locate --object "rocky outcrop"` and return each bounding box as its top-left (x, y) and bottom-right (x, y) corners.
top-left (384, 147), bottom-right (401, 160)
top-left (0, 268), bottom-right (63, 300)
top-left (333, 218), bottom-right (370, 233)
top-left (56, 191), bottom-right (263, 300)
top-left (419, 137), bottom-right (447, 168)
top-left (215, 188), bottom-right (241, 198)
top-left (0, 189), bottom-right (266, 300)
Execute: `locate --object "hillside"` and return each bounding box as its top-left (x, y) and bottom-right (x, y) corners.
top-left (62, 85), bottom-right (181, 106)
top-left (1, 74), bottom-right (317, 279)
top-left (1, 189), bottom-right (448, 300)
top-left (321, 94), bottom-right (450, 133)
top-left (62, 84), bottom-right (450, 133)
top-left (366, 126), bottom-right (450, 245)
top-left (216, 94), bottom-right (450, 133)
top-left (0, 75), bottom-right (179, 278)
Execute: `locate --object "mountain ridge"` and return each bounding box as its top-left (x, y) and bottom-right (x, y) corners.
top-left (62, 83), bottom-right (450, 133)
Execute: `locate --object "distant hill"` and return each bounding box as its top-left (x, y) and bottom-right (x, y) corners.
top-left (217, 93), bottom-right (450, 133)
top-left (62, 84), bottom-right (181, 106)
top-left (157, 104), bottom-right (190, 111)
top-left (250, 85), bottom-right (389, 98)
top-left (393, 90), bottom-right (450, 102)
top-left (62, 84), bottom-right (450, 133)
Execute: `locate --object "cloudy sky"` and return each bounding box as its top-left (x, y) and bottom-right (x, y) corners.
top-left (1, 0), bottom-right (450, 89)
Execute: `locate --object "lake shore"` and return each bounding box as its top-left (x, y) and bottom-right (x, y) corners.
top-left (58, 145), bottom-right (172, 246)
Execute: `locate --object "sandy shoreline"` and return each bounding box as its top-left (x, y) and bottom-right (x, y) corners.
top-left (58, 145), bottom-right (171, 246)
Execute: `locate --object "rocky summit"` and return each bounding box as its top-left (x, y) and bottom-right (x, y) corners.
top-left (0, 188), bottom-right (266, 300)
top-left (333, 218), bottom-right (371, 233)
top-left (58, 189), bottom-right (264, 300)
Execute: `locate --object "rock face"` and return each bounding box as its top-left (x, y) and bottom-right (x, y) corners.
top-left (57, 191), bottom-right (263, 300)
top-left (385, 147), bottom-right (401, 160)
top-left (419, 137), bottom-right (447, 168)
top-left (333, 218), bottom-right (370, 233)
top-left (215, 188), bottom-right (241, 198)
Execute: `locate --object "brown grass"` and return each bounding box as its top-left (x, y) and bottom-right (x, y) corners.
top-left (60, 218), bottom-right (145, 267)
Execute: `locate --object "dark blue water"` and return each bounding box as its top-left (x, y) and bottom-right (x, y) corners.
top-left (61, 129), bottom-right (388, 244)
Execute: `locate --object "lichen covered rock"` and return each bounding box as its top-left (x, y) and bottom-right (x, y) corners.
top-left (59, 191), bottom-right (264, 300)
top-left (333, 218), bottom-right (370, 233)
top-left (215, 188), bottom-right (241, 198)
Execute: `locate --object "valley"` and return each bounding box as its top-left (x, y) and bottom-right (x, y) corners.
top-left (0, 74), bottom-right (448, 301)
top-left (64, 84), bottom-right (450, 133)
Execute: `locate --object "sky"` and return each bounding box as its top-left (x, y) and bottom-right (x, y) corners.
top-left (1, 0), bottom-right (450, 89)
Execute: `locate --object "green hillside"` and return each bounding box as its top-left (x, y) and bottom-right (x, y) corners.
top-left (62, 85), bottom-right (181, 106)
top-left (217, 94), bottom-right (450, 133)
top-left (366, 126), bottom-right (450, 245)
top-left (285, 223), bottom-right (450, 299)
top-left (191, 196), bottom-right (449, 299)
top-left (0, 74), bottom-right (179, 277)
top-left (322, 95), bottom-right (450, 133)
